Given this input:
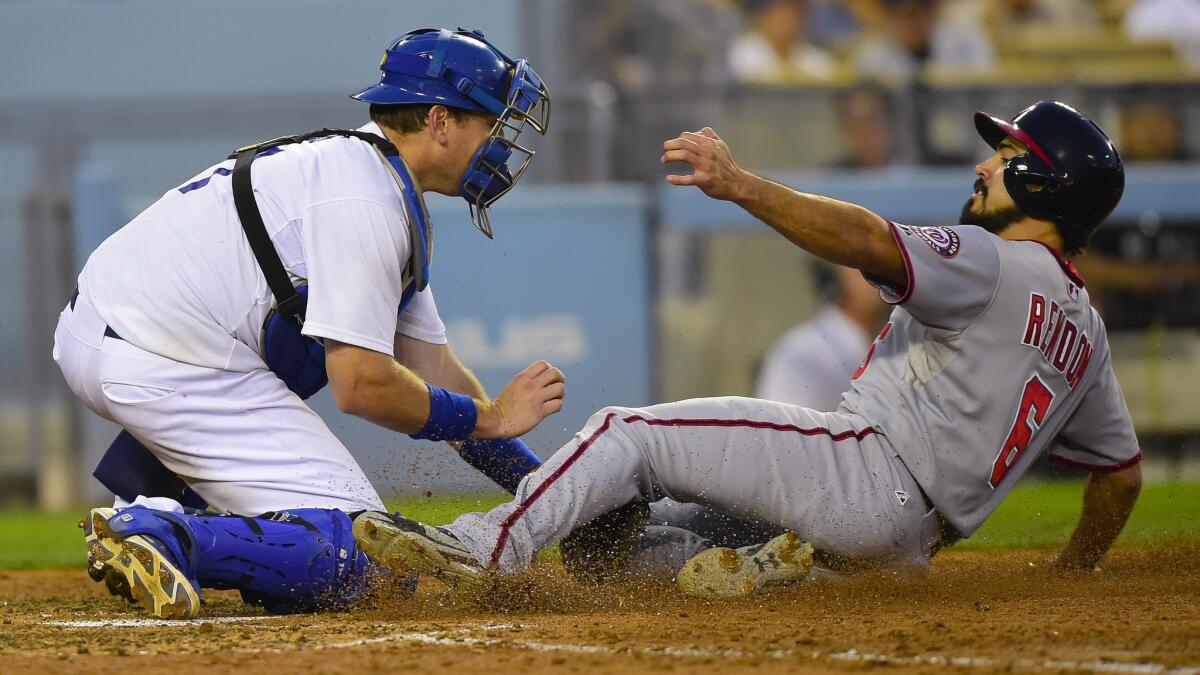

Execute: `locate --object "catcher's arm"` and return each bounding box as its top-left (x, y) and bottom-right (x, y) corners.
top-left (1055, 460), bottom-right (1141, 572)
top-left (326, 338), bottom-right (563, 440)
top-left (662, 127), bottom-right (906, 287)
top-left (393, 332), bottom-right (488, 401)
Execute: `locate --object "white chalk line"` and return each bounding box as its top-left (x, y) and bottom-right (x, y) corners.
top-left (241, 625), bottom-right (1200, 674)
top-left (48, 615), bottom-right (284, 628)
top-left (43, 618), bottom-right (1200, 673)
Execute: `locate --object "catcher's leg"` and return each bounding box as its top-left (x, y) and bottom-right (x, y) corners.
top-left (55, 300), bottom-right (385, 516)
top-left (87, 505), bottom-right (374, 617)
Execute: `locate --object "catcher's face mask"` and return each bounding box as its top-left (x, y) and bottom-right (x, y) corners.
top-left (352, 28), bottom-right (551, 238)
top-left (458, 60), bottom-right (551, 238)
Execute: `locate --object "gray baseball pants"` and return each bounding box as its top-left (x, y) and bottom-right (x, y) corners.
top-left (445, 396), bottom-right (943, 573)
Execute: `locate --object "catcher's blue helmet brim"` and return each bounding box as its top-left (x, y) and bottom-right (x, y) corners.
top-left (350, 81), bottom-right (489, 113)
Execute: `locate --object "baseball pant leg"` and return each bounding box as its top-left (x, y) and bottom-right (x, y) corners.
top-left (445, 396), bottom-right (924, 572)
top-left (54, 301), bottom-right (384, 515)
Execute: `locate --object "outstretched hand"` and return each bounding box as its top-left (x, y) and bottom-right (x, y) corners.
top-left (476, 360), bottom-right (565, 440)
top-left (661, 127), bottom-right (749, 202)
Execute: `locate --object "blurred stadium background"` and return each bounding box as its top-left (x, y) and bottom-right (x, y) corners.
top-left (1, 0), bottom-right (1197, 511)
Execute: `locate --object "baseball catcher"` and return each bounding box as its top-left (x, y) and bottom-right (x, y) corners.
top-left (60, 28), bottom-right (562, 618)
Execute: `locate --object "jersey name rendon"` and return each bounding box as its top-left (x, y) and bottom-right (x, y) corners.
top-left (1020, 292), bottom-right (1092, 388)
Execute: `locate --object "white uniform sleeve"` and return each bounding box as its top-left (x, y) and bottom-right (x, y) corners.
top-left (300, 199), bottom-right (408, 354)
top-left (866, 223), bottom-right (1001, 331)
top-left (1050, 352), bottom-right (1141, 472)
top-left (755, 332), bottom-right (848, 411)
top-left (396, 285), bottom-right (448, 345)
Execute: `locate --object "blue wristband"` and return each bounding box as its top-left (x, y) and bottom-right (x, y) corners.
top-left (459, 438), bottom-right (542, 494)
top-left (411, 384), bottom-right (478, 442)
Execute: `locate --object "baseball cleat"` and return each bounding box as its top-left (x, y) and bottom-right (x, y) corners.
top-left (83, 507), bottom-right (200, 619)
top-left (676, 531), bottom-right (814, 598)
top-left (81, 507), bottom-right (134, 602)
top-left (353, 512), bottom-right (487, 590)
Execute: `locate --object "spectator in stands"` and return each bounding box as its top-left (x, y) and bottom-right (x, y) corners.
top-left (984, 0), bottom-right (1098, 31)
top-left (566, 0), bottom-right (742, 181)
top-left (1120, 102), bottom-right (1190, 161)
top-left (932, 0), bottom-right (1099, 34)
top-left (729, 0), bottom-right (839, 83)
top-left (853, 0), bottom-right (993, 82)
top-left (829, 83), bottom-right (898, 168)
top-left (1123, 0), bottom-right (1200, 69)
top-left (570, 0), bottom-right (741, 94)
top-left (755, 264), bottom-right (889, 409)
top-left (805, 0), bottom-right (880, 49)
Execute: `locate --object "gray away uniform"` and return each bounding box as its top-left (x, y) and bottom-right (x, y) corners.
top-left (444, 223), bottom-right (1141, 573)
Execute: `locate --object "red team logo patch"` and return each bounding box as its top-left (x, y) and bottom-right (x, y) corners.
top-left (899, 225), bottom-right (960, 258)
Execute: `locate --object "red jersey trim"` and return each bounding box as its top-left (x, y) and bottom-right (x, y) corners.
top-left (877, 220), bottom-right (915, 305)
top-left (1048, 451), bottom-right (1142, 474)
top-left (1016, 239), bottom-right (1086, 287)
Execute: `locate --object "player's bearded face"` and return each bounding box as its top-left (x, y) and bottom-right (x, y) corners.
top-left (960, 177), bottom-right (1024, 235)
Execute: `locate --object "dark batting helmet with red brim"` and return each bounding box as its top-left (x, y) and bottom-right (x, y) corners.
top-left (974, 100), bottom-right (1124, 238)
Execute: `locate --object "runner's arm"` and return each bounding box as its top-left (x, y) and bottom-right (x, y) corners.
top-left (662, 127), bottom-right (906, 286)
top-left (1055, 460), bottom-right (1141, 571)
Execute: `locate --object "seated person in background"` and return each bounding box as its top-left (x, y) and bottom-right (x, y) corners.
top-left (980, 0), bottom-right (1098, 33)
top-left (757, 264), bottom-right (890, 410)
top-left (729, 0), bottom-right (838, 83)
top-left (854, 0), bottom-right (993, 82)
top-left (827, 83), bottom-right (899, 169)
top-left (1123, 0), bottom-right (1200, 69)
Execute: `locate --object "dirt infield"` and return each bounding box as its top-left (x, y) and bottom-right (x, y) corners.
top-left (1, 546), bottom-right (1197, 674)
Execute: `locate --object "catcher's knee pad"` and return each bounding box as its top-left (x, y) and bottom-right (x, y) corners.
top-left (108, 506), bottom-right (373, 614)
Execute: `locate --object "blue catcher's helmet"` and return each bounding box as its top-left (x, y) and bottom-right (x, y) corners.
top-left (352, 28), bottom-right (551, 238)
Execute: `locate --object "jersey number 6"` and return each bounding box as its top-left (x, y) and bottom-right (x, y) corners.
top-left (989, 374), bottom-right (1055, 488)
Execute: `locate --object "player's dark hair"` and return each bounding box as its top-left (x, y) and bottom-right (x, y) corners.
top-left (1055, 221), bottom-right (1090, 257)
top-left (369, 103), bottom-right (473, 135)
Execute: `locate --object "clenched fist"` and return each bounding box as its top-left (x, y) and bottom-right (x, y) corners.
top-left (475, 360), bottom-right (565, 439)
top-left (661, 127), bottom-right (750, 203)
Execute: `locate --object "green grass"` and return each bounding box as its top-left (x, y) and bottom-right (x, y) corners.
top-left (1, 482), bottom-right (1196, 570)
top-left (0, 493), bottom-right (511, 571)
top-left (962, 479), bottom-right (1200, 550)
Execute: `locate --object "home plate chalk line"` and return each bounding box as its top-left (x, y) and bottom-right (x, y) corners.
top-left (312, 630), bottom-right (1200, 675)
top-left (47, 615), bottom-right (284, 628)
top-left (44, 618), bottom-right (1200, 674)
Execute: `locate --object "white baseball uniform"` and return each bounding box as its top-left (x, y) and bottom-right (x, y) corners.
top-left (443, 223), bottom-right (1140, 571)
top-left (755, 305), bottom-right (872, 410)
top-left (53, 122), bottom-right (443, 514)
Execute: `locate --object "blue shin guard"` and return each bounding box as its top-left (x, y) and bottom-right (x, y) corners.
top-left (106, 506), bottom-right (373, 614)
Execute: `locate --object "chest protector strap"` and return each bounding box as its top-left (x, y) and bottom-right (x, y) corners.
top-left (231, 128), bottom-right (432, 399)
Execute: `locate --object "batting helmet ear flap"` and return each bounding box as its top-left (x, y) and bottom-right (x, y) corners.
top-left (1002, 152), bottom-right (1075, 223)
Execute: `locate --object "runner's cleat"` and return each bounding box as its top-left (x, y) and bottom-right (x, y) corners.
top-left (85, 507), bottom-right (201, 619)
top-left (676, 531), bottom-right (813, 598)
top-left (353, 512), bottom-right (487, 590)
